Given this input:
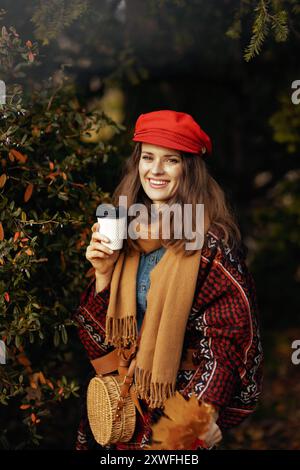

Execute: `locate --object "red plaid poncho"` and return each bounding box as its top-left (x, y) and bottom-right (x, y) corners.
top-left (73, 225), bottom-right (263, 450)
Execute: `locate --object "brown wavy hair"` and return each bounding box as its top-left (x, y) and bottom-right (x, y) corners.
top-left (111, 142), bottom-right (241, 257)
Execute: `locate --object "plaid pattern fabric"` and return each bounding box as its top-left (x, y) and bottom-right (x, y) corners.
top-left (73, 225), bottom-right (263, 450)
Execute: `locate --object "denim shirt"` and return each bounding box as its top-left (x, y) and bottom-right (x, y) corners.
top-left (95, 247), bottom-right (166, 332)
top-left (136, 246), bottom-right (166, 333)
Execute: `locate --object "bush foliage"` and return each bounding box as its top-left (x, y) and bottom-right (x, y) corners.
top-left (0, 22), bottom-right (124, 448)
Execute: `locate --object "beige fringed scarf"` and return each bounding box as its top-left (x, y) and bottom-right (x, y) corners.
top-left (105, 215), bottom-right (210, 408)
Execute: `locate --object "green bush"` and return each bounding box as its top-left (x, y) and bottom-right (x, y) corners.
top-left (0, 22), bottom-right (123, 448)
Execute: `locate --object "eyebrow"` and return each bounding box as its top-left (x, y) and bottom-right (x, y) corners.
top-left (141, 151), bottom-right (181, 158)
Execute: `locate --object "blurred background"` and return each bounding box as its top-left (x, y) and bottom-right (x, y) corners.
top-left (0, 0), bottom-right (299, 450)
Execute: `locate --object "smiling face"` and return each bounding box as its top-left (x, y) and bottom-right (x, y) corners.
top-left (138, 143), bottom-right (184, 208)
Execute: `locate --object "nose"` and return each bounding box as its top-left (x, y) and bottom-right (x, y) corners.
top-left (151, 159), bottom-right (165, 175)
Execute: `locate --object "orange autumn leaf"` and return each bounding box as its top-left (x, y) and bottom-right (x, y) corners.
top-left (0, 173), bottom-right (7, 188)
top-left (45, 171), bottom-right (59, 180)
top-left (29, 378), bottom-right (38, 390)
top-left (20, 404), bottom-right (31, 410)
top-left (24, 183), bottom-right (34, 202)
top-left (31, 413), bottom-right (37, 423)
top-left (0, 222), bottom-right (4, 240)
top-left (58, 387), bottom-right (64, 395)
top-left (26, 40), bottom-right (33, 48)
top-left (10, 149), bottom-right (28, 163)
top-left (38, 372), bottom-right (46, 385)
top-left (25, 248), bottom-right (33, 256)
top-left (46, 379), bottom-right (54, 390)
top-left (14, 231), bottom-right (20, 242)
top-left (148, 392), bottom-right (215, 450)
top-left (49, 161), bottom-right (55, 170)
top-left (4, 292), bottom-right (10, 302)
top-left (61, 172), bottom-right (67, 180)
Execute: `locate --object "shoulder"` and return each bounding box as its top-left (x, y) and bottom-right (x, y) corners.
top-left (198, 223), bottom-right (256, 303)
top-left (202, 223), bottom-right (248, 274)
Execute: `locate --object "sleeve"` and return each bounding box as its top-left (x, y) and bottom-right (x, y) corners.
top-left (183, 243), bottom-right (263, 427)
top-left (73, 277), bottom-right (114, 360)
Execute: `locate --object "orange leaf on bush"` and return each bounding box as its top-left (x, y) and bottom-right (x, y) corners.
top-left (14, 231), bottom-right (20, 242)
top-left (45, 172), bottom-right (59, 180)
top-left (39, 372), bottom-right (46, 385)
top-left (0, 222), bottom-right (4, 241)
top-left (20, 404), bottom-right (31, 410)
top-left (4, 292), bottom-right (10, 302)
top-left (46, 379), bottom-right (54, 390)
top-left (10, 149), bottom-right (28, 163)
top-left (0, 173), bottom-right (7, 188)
top-left (29, 378), bottom-right (38, 390)
top-left (24, 183), bottom-right (34, 202)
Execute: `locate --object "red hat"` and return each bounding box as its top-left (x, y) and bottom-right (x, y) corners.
top-left (132, 110), bottom-right (212, 156)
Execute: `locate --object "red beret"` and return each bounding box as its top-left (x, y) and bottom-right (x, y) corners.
top-left (132, 110), bottom-right (212, 156)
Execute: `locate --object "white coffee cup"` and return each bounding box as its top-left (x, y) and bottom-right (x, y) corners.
top-left (96, 204), bottom-right (127, 251)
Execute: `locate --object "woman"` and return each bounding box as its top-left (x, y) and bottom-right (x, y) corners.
top-left (74, 110), bottom-right (263, 450)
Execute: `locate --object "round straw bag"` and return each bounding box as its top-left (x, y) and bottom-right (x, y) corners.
top-left (87, 374), bottom-right (136, 446)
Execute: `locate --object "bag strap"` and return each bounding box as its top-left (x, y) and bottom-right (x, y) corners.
top-left (91, 347), bottom-right (199, 376)
top-left (89, 316), bottom-right (200, 421)
top-left (115, 316), bottom-right (146, 421)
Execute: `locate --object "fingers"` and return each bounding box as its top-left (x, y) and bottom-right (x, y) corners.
top-left (202, 422), bottom-right (222, 447)
top-left (87, 241), bottom-right (113, 256)
top-left (87, 249), bottom-right (110, 259)
top-left (92, 222), bottom-right (99, 233)
top-left (92, 240), bottom-right (113, 255)
top-left (91, 232), bottom-right (110, 243)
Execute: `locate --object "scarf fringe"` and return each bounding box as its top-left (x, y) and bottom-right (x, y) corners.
top-left (105, 316), bottom-right (138, 348)
top-left (134, 365), bottom-right (176, 409)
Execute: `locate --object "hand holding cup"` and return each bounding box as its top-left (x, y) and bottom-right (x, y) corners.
top-left (86, 222), bottom-right (121, 276)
